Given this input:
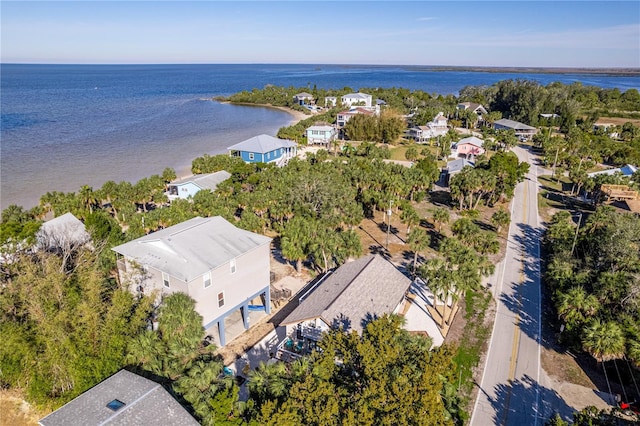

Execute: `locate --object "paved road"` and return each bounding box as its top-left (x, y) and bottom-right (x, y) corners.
top-left (471, 146), bottom-right (544, 425)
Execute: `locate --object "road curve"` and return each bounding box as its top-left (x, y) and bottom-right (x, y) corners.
top-left (470, 146), bottom-right (544, 426)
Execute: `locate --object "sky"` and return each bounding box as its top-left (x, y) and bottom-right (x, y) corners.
top-left (1, 1), bottom-right (639, 68)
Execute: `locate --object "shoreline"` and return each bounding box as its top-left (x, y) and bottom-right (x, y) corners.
top-left (216, 100), bottom-right (311, 126)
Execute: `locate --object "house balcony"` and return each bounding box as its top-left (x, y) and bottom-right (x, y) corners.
top-left (274, 325), bottom-right (324, 362)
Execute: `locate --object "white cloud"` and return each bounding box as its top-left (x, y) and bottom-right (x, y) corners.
top-left (417, 17), bottom-right (436, 21)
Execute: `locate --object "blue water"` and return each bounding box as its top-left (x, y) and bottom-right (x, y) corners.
top-left (2, 64), bottom-right (639, 210)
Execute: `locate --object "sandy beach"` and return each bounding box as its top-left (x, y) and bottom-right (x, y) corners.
top-left (218, 101), bottom-right (311, 126)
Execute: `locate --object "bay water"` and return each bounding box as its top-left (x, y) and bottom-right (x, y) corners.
top-left (2, 64), bottom-right (639, 210)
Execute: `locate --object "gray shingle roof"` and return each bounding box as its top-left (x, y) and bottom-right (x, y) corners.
top-left (281, 255), bottom-right (411, 334)
top-left (227, 134), bottom-right (296, 154)
top-left (112, 216), bottom-right (271, 282)
top-left (447, 158), bottom-right (475, 174)
top-left (294, 92), bottom-right (314, 98)
top-left (39, 370), bottom-right (199, 426)
top-left (494, 118), bottom-right (536, 131)
top-left (170, 170), bottom-right (231, 191)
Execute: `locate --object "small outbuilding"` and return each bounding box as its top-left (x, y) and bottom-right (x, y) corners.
top-left (166, 170), bottom-right (231, 200)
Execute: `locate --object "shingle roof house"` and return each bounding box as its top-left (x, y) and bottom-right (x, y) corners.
top-left (293, 92), bottom-right (314, 105)
top-left (281, 254), bottom-right (411, 335)
top-left (167, 170), bottom-right (231, 200)
top-left (227, 134), bottom-right (297, 166)
top-left (112, 216), bottom-right (272, 346)
top-left (39, 370), bottom-right (198, 426)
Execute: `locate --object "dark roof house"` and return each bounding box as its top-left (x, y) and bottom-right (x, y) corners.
top-left (39, 370), bottom-right (199, 426)
top-left (281, 254), bottom-right (411, 334)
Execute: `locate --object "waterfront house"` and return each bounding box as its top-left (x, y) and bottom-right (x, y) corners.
top-left (305, 124), bottom-right (337, 146)
top-left (324, 96), bottom-right (337, 107)
top-left (341, 92), bottom-right (373, 108)
top-left (166, 170), bottom-right (231, 200)
top-left (293, 92), bottom-right (314, 106)
top-left (36, 212), bottom-right (91, 253)
top-left (451, 136), bottom-right (485, 159)
top-left (39, 369), bottom-right (199, 426)
top-left (227, 134), bottom-right (297, 166)
top-left (276, 255), bottom-right (411, 360)
top-left (336, 107), bottom-right (375, 127)
top-left (112, 216), bottom-right (272, 346)
top-left (493, 118), bottom-right (537, 140)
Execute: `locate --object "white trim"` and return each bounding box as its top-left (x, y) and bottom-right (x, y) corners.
top-left (162, 272), bottom-right (170, 288)
top-left (203, 272), bottom-right (211, 288)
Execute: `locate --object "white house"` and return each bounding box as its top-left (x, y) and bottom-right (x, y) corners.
top-left (305, 125), bottom-right (337, 146)
top-left (407, 112), bottom-right (449, 142)
top-left (341, 92), bottom-right (373, 108)
top-left (293, 92), bottom-right (314, 106)
top-left (112, 216), bottom-right (272, 346)
top-left (36, 212), bottom-right (91, 253)
top-left (166, 170), bottom-right (231, 200)
top-left (325, 96), bottom-right (337, 107)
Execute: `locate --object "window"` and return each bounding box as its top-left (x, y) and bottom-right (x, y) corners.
top-left (203, 272), bottom-right (211, 288)
top-left (218, 292), bottom-right (225, 307)
top-left (266, 152), bottom-right (270, 159)
top-left (248, 153), bottom-right (254, 160)
top-left (107, 399), bottom-right (126, 411)
top-left (162, 272), bottom-right (170, 288)
top-left (230, 258), bottom-right (236, 274)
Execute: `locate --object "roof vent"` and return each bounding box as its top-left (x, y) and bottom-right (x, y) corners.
top-left (106, 399), bottom-right (126, 411)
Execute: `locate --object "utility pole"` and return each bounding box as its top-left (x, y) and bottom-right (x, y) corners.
top-left (386, 202), bottom-right (391, 249)
top-left (571, 211), bottom-right (583, 256)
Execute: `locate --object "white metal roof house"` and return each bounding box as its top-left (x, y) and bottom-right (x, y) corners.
top-left (39, 370), bottom-right (198, 426)
top-left (166, 170), bottom-right (231, 200)
top-left (493, 118), bottom-right (538, 139)
top-left (36, 212), bottom-right (91, 253)
top-left (227, 134), bottom-right (297, 167)
top-left (276, 255), bottom-right (411, 359)
top-left (305, 125), bottom-right (337, 146)
top-left (341, 92), bottom-right (373, 108)
top-left (112, 216), bottom-right (272, 346)
top-left (587, 164), bottom-right (637, 178)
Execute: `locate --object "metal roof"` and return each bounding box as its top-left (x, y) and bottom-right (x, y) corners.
top-left (494, 118), bottom-right (536, 131)
top-left (112, 216), bottom-right (271, 282)
top-left (306, 125), bottom-right (335, 132)
top-left (227, 134), bottom-right (296, 154)
top-left (281, 255), bottom-right (411, 334)
top-left (456, 136), bottom-right (485, 148)
top-left (37, 212), bottom-right (91, 248)
top-left (342, 92), bottom-right (371, 100)
top-left (38, 370), bottom-right (199, 426)
top-left (447, 158), bottom-right (475, 174)
top-left (169, 170), bottom-right (231, 191)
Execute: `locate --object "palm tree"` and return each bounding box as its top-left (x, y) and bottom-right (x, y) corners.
top-left (400, 205), bottom-right (420, 236)
top-left (431, 207), bottom-right (450, 233)
top-left (556, 286), bottom-right (599, 330)
top-left (582, 319), bottom-right (626, 363)
top-left (407, 228), bottom-right (430, 276)
top-left (491, 208), bottom-right (511, 233)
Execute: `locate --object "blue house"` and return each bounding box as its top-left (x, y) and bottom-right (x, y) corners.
top-left (166, 170), bottom-right (231, 200)
top-left (228, 134), bottom-right (297, 166)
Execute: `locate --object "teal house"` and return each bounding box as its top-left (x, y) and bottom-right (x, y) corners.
top-left (228, 134), bottom-right (297, 166)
